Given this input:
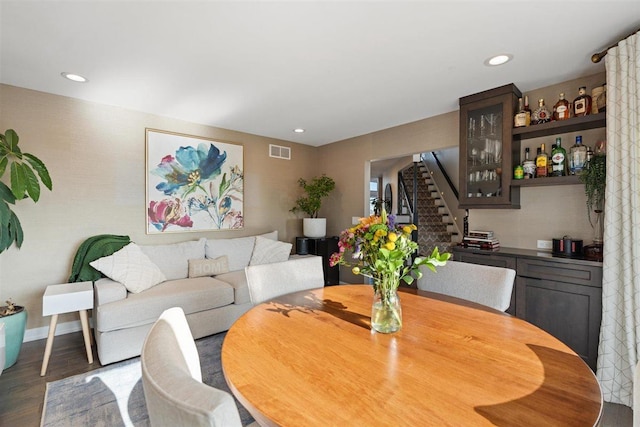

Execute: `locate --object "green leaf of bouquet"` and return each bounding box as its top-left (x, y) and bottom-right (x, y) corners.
top-left (24, 153), bottom-right (53, 190)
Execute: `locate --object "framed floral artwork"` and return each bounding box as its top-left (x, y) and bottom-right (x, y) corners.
top-left (146, 129), bottom-right (244, 234)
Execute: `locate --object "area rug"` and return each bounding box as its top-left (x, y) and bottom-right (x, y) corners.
top-left (41, 332), bottom-right (255, 426)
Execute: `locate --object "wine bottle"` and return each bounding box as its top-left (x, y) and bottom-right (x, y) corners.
top-left (551, 137), bottom-right (567, 176)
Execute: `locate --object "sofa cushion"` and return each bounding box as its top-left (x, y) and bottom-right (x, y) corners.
top-left (140, 238), bottom-right (206, 281)
top-left (96, 277), bottom-right (234, 332)
top-left (205, 231), bottom-right (277, 272)
top-left (188, 256), bottom-right (229, 278)
top-left (214, 270), bottom-right (251, 305)
top-left (249, 236), bottom-right (292, 266)
top-left (90, 243), bottom-right (167, 294)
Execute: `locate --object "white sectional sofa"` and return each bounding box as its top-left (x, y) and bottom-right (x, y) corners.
top-left (92, 231), bottom-right (305, 365)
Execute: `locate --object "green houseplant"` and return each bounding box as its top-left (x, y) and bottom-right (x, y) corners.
top-left (290, 174), bottom-right (335, 238)
top-left (0, 129), bottom-right (53, 369)
top-left (579, 150), bottom-right (605, 261)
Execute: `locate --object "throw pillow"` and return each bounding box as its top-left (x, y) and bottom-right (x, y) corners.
top-left (205, 232), bottom-right (279, 271)
top-left (90, 243), bottom-right (166, 293)
top-left (249, 236), bottom-right (293, 266)
top-left (139, 238), bottom-right (206, 280)
top-left (188, 256), bottom-right (230, 278)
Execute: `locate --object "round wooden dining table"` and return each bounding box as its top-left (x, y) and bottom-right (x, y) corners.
top-left (221, 284), bottom-right (602, 426)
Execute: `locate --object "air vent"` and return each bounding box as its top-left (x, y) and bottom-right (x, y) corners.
top-left (269, 144), bottom-right (291, 160)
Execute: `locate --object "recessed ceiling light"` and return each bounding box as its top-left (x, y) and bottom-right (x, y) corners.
top-left (485, 54), bottom-right (513, 66)
top-left (61, 72), bottom-right (89, 83)
top-left (293, 128), bottom-right (305, 133)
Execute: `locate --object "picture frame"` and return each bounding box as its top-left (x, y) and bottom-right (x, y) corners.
top-left (145, 129), bottom-right (244, 234)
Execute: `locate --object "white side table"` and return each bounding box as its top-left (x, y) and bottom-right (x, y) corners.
top-left (41, 282), bottom-right (94, 376)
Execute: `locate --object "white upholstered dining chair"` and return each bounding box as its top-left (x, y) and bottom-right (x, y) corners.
top-left (245, 255), bottom-right (325, 305)
top-left (417, 260), bottom-right (515, 312)
top-left (141, 307), bottom-right (244, 427)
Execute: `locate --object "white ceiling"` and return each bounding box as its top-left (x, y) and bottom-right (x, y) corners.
top-left (1, 1), bottom-right (638, 147)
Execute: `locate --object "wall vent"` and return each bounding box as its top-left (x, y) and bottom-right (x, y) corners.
top-left (269, 144), bottom-right (291, 160)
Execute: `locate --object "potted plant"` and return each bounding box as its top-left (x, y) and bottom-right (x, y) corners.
top-left (0, 129), bottom-right (53, 369)
top-left (290, 174), bottom-right (335, 238)
top-left (579, 143), bottom-right (605, 261)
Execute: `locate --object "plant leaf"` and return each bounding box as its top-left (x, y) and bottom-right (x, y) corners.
top-left (24, 153), bottom-right (53, 190)
top-left (0, 181), bottom-right (16, 204)
top-left (10, 162), bottom-right (27, 200)
top-left (4, 129), bottom-right (21, 154)
top-left (22, 163), bottom-right (41, 202)
top-left (0, 156), bottom-right (7, 177)
top-left (0, 200), bottom-right (10, 226)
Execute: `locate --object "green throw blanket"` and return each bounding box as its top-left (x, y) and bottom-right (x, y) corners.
top-left (68, 234), bottom-right (131, 283)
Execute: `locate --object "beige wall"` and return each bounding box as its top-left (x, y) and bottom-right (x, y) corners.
top-left (1, 70), bottom-right (606, 332)
top-left (320, 72), bottom-right (606, 279)
top-left (0, 84), bottom-right (318, 331)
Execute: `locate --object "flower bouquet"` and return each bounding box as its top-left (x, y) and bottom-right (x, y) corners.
top-left (330, 210), bottom-right (450, 333)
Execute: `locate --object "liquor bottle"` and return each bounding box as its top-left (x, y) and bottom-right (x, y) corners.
top-left (536, 143), bottom-right (548, 177)
top-left (573, 87), bottom-right (592, 117)
top-left (535, 147), bottom-right (541, 177)
top-left (532, 99), bottom-right (551, 124)
top-left (569, 135), bottom-right (588, 175)
top-left (547, 144), bottom-right (554, 176)
top-left (514, 98), bottom-right (529, 127)
top-left (553, 93), bottom-right (570, 121)
top-left (597, 83), bottom-right (606, 113)
top-left (522, 147), bottom-right (535, 179)
top-left (551, 137), bottom-right (567, 176)
top-left (524, 95), bottom-right (532, 120)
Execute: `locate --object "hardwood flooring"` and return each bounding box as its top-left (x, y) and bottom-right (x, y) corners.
top-left (0, 331), bottom-right (633, 426)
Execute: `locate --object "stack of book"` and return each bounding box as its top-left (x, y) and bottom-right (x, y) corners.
top-left (461, 230), bottom-right (500, 251)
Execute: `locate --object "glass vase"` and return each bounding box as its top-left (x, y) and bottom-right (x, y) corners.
top-left (371, 287), bottom-right (402, 333)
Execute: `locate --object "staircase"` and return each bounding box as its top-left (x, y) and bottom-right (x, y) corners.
top-left (400, 164), bottom-right (460, 255)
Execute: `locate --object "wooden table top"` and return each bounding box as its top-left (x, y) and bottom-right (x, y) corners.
top-left (222, 285), bottom-right (602, 427)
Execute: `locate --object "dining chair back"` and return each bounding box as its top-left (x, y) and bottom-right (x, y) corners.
top-left (141, 307), bottom-right (243, 427)
top-left (417, 260), bottom-right (515, 312)
top-left (245, 255), bottom-right (325, 305)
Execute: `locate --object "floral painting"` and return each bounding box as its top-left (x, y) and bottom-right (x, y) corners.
top-left (146, 129), bottom-right (244, 234)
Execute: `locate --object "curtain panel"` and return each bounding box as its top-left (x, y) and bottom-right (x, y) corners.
top-left (596, 31), bottom-right (640, 407)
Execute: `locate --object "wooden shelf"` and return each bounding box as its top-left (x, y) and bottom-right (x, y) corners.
top-left (512, 113), bottom-right (606, 140)
top-left (511, 175), bottom-right (581, 187)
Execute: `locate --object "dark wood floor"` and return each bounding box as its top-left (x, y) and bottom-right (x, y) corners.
top-left (0, 331), bottom-right (104, 426)
top-left (0, 331), bottom-right (634, 426)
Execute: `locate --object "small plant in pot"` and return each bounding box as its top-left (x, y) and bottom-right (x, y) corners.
top-left (0, 129), bottom-right (53, 369)
top-left (579, 142), bottom-right (605, 261)
top-left (290, 174), bottom-right (335, 238)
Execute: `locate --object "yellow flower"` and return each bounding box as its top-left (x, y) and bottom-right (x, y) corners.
top-left (388, 232), bottom-right (398, 242)
top-left (352, 266), bottom-right (360, 275)
top-left (402, 225), bottom-right (412, 234)
top-left (385, 241), bottom-right (396, 250)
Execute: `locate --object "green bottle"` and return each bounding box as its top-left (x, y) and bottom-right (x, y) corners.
top-left (551, 137), bottom-right (567, 176)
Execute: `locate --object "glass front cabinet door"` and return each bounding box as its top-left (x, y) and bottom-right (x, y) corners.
top-left (459, 84), bottom-right (521, 209)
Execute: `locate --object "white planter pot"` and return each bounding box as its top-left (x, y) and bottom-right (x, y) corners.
top-left (303, 218), bottom-right (327, 238)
